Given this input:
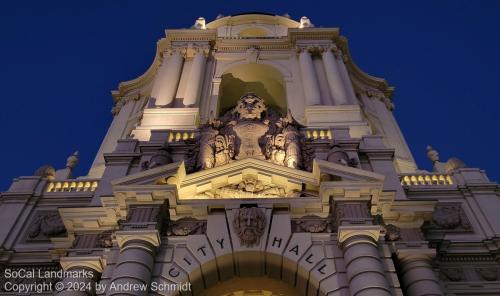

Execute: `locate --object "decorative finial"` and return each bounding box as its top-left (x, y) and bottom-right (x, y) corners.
top-left (193, 17), bottom-right (206, 29)
top-left (426, 145), bottom-right (440, 163)
top-left (66, 151), bottom-right (79, 169)
top-left (216, 14), bottom-right (224, 20)
top-left (299, 16), bottom-right (314, 28)
top-left (282, 13), bottom-right (291, 19)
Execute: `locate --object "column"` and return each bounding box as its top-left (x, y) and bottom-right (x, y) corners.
top-left (108, 230), bottom-right (160, 296)
top-left (152, 49), bottom-right (184, 106)
top-left (57, 256), bottom-right (103, 296)
top-left (397, 249), bottom-right (443, 296)
top-left (322, 48), bottom-right (349, 105)
top-left (299, 48), bottom-right (322, 106)
top-left (183, 48), bottom-right (207, 106)
top-left (338, 226), bottom-right (392, 296)
top-left (335, 49), bottom-right (357, 104)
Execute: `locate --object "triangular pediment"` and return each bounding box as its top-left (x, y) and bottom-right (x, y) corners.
top-left (110, 158), bottom-right (385, 200)
top-left (111, 161), bottom-right (185, 187)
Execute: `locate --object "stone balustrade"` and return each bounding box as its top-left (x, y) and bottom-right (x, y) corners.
top-left (400, 174), bottom-right (454, 186)
top-left (302, 129), bottom-right (332, 140)
top-left (46, 180), bottom-right (99, 193)
top-left (167, 130), bottom-right (196, 142)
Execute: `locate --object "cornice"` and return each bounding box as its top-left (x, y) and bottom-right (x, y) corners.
top-left (336, 36), bottom-right (395, 99)
top-left (206, 14), bottom-right (300, 29)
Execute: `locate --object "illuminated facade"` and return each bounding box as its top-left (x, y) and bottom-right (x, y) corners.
top-left (1, 13), bottom-right (500, 296)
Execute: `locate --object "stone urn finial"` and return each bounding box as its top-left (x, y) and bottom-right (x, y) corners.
top-left (66, 151), bottom-right (80, 169)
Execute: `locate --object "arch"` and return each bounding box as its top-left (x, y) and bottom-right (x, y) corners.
top-left (217, 63), bottom-right (287, 115)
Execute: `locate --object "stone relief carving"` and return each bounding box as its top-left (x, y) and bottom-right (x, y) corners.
top-left (73, 231), bottom-right (114, 249)
top-left (233, 207), bottom-right (266, 247)
top-left (163, 217), bottom-right (206, 236)
top-left (185, 93), bottom-right (312, 173)
top-left (427, 203), bottom-right (472, 232)
top-left (384, 224), bottom-right (401, 241)
top-left (292, 215), bottom-right (333, 233)
top-left (194, 176), bottom-right (298, 199)
top-left (476, 267), bottom-right (498, 281)
top-left (327, 145), bottom-right (358, 167)
top-left (442, 268), bottom-right (464, 282)
top-left (141, 142), bottom-right (173, 170)
top-left (27, 211), bottom-right (66, 241)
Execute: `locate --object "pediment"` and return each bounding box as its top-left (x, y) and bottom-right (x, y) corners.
top-left (111, 161), bottom-right (185, 187)
top-left (110, 158), bottom-right (385, 200)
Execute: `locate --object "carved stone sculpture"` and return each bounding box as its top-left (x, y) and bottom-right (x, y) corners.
top-left (214, 134), bottom-right (235, 166)
top-left (442, 268), bottom-right (463, 282)
top-left (384, 224), bottom-right (401, 241)
top-left (293, 215), bottom-right (332, 233)
top-left (34, 165), bottom-right (56, 180)
top-left (233, 207), bottom-right (266, 247)
top-left (431, 203), bottom-right (472, 231)
top-left (327, 145), bottom-right (358, 167)
top-left (164, 217), bottom-right (206, 236)
top-left (194, 176), bottom-right (297, 198)
top-left (97, 231), bottom-right (114, 248)
top-left (185, 93), bottom-right (309, 172)
top-left (27, 212), bottom-right (66, 240)
top-left (476, 267), bottom-right (498, 281)
top-left (142, 142), bottom-right (173, 170)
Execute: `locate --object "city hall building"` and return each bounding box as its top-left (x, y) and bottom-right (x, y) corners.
top-left (1, 13), bottom-right (500, 296)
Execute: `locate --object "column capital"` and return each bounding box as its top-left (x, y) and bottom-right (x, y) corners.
top-left (296, 45), bottom-right (323, 55)
top-left (337, 225), bottom-right (381, 244)
top-left (186, 44), bottom-right (210, 58)
top-left (60, 256), bottom-right (105, 274)
top-left (396, 247), bottom-right (436, 263)
top-left (163, 47), bottom-right (186, 58)
top-left (115, 229), bottom-right (160, 249)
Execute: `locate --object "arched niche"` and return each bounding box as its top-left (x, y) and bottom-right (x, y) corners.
top-left (218, 63), bottom-right (287, 116)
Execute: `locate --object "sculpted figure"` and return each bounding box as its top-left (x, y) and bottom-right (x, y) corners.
top-left (142, 142), bottom-right (173, 170)
top-left (214, 134), bottom-right (235, 166)
top-left (265, 133), bottom-right (286, 165)
top-left (197, 124), bottom-right (219, 170)
top-left (233, 207), bottom-right (266, 247)
top-left (234, 93), bottom-right (267, 120)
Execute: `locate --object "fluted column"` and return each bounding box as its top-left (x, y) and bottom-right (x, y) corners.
top-left (57, 256), bottom-right (103, 296)
top-left (107, 230), bottom-right (160, 296)
top-left (338, 226), bottom-right (392, 296)
top-left (183, 48), bottom-right (207, 106)
top-left (298, 48), bottom-right (322, 106)
top-left (334, 49), bottom-right (356, 104)
top-left (322, 48), bottom-right (349, 105)
top-left (152, 49), bottom-right (184, 106)
top-left (397, 249), bottom-right (443, 296)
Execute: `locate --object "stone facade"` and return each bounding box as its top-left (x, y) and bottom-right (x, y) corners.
top-left (1, 13), bottom-right (499, 296)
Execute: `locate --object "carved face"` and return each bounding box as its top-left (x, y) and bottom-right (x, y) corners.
top-left (233, 207), bottom-right (266, 247)
top-left (234, 94), bottom-right (267, 120)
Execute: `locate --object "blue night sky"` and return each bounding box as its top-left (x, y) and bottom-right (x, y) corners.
top-left (1, 1), bottom-right (499, 190)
